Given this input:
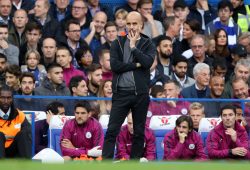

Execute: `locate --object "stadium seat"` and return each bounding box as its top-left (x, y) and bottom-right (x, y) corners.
top-left (48, 129), bottom-right (62, 156)
top-left (198, 117), bottom-right (221, 147)
top-left (24, 111), bottom-right (46, 122)
top-left (24, 111), bottom-right (36, 156)
top-left (48, 115), bottom-right (75, 155)
top-left (99, 115), bottom-right (127, 129)
top-left (149, 115), bottom-right (180, 160)
top-left (149, 115), bottom-right (180, 130)
top-left (154, 129), bottom-right (171, 160)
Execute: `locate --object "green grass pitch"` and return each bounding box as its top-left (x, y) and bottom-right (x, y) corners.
top-left (0, 160), bottom-right (250, 170)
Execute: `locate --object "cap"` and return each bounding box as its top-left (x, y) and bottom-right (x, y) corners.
top-left (231, 44), bottom-right (247, 57)
top-left (174, 0), bottom-right (187, 9)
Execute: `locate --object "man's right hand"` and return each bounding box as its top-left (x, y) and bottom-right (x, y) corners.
top-left (231, 147), bottom-right (248, 156)
top-left (178, 132), bottom-right (187, 143)
top-left (0, 39), bottom-right (9, 49)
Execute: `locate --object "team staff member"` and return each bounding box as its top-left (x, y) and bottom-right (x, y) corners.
top-left (60, 101), bottom-right (104, 160)
top-left (102, 11), bottom-right (156, 159)
top-left (163, 115), bottom-right (207, 160)
top-left (0, 85), bottom-right (31, 158)
top-left (116, 113), bottom-right (156, 161)
top-left (206, 105), bottom-right (250, 159)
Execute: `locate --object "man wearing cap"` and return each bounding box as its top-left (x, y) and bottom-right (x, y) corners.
top-left (173, 0), bottom-right (190, 41)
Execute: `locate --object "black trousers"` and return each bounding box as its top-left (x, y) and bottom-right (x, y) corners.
top-left (0, 130), bottom-right (32, 159)
top-left (102, 90), bottom-right (150, 159)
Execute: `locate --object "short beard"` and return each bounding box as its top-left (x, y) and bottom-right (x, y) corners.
top-left (160, 52), bottom-right (171, 59)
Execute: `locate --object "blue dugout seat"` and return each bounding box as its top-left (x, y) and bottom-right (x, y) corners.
top-left (24, 111), bottom-right (35, 156)
top-left (48, 129), bottom-right (62, 155)
top-left (154, 129), bottom-right (170, 160)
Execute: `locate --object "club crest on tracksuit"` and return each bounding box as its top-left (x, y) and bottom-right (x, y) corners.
top-left (86, 131), bottom-right (92, 139)
top-left (189, 144), bottom-right (195, 150)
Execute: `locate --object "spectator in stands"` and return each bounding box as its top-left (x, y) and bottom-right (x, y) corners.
top-left (187, 0), bottom-right (217, 32)
top-left (58, 19), bottom-right (89, 67)
top-left (163, 80), bottom-right (190, 115)
top-left (173, 0), bottom-right (190, 41)
top-left (206, 104), bottom-right (250, 159)
top-left (171, 55), bottom-right (195, 90)
top-left (137, 0), bottom-right (163, 38)
top-left (234, 104), bottom-right (248, 128)
top-left (35, 101), bottom-right (65, 153)
top-left (203, 76), bottom-right (225, 117)
top-left (0, 53), bottom-right (7, 87)
top-left (97, 79), bottom-right (112, 116)
top-left (154, 0), bottom-right (175, 23)
top-left (87, 64), bottom-right (102, 96)
top-left (48, 0), bottom-right (71, 22)
top-left (19, 21), bottom-right (43, 66)
top-left (8, 9), bottom-right (28, 48)
top-left (40, 38), bottom-right (57, 69)
top-left (102, 21), bottom-right (118, 50)
top-left (212, 58), bottom-right (228, 80)
top-left (0, 23), bottom-right (19, 65)
top-left (188, 102), bottom-right (205, 132)
top-left (114, 9), bottom-right (127, 36)
top-left (147, 80), bottom-right (190, 126)
top-left (75, 46), bottom-right (93, 75)
top-left (181, 63), bottom-right (211, 98)
top-left (116, 0), bottom-right (139, 13)
top-left (87, 0), bottom-right (112, 20)
top-left (205, 0), bottom-right (241, 48)
top-left (0, 85), bottom-right (32, 158)
top-left (18, 72), bottom-right (35, 96)
top-left (187, 34), bottom-right (213, 78)
top-left (227, 44), bottom-right (247, 77)
top-left (5, 64), bottom-right (21, 94)
top-left (230, 0), bottom-right (250, 32)
top-left (60, 0), bottom-right (90, 37)
top-left (163, 115), bottom-right (207, 160)
top-left (99, 49), bottom-right (112, 81)
top-left (34, 63), bottom-right (70, 96)
top-left (69, 75), bottom-right (88, 97)
top-left (155, 35), bottom-right (173, 77)
top-left (150, 85), bottom-right (165, 98)
top-left (11, 0), bottom-right (34, 16)
top-left (56, 46), bottom-right (86, 87)
top-left (21, 49), bottom-right (47, 87)
top-left (0, 0), bottom-right (12, 26)
top-left (212, 28), bottom-right (231, 59)
top-left (149, 54), bottom-right (170, 88)
top-left (14, 72), bottom-right (40, 111)
top-left (83, 11), bottom-right (107, 63)
top-left (116, 112), bottom-right (156, 161)
top-left (89, 100), bottom-right (101, 120)
top-left (206, 36), bottom-right (216, 58)
top-left (29, 0), bottom-right (59, 39)
top-left (163, 16), bottom-right (182, 55)
top-left (223, 58), bottom-right (250, 98)
top-left (60, 101), bottom-right (104, 160)
top-left (180, 19), bottom-right (201, 59)
top-left (238, 32), bottom-right (250, 55)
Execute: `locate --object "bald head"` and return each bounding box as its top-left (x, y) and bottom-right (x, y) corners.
top-left (126, 11), bottom-right (143, 24)
top-left (126, 11), bottom-right (143, 34)
top-left (93, 11), bottom-right (107, 33)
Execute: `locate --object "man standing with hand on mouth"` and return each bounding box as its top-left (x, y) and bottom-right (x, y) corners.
top-left (102, 11), bottom-right (156, 160)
